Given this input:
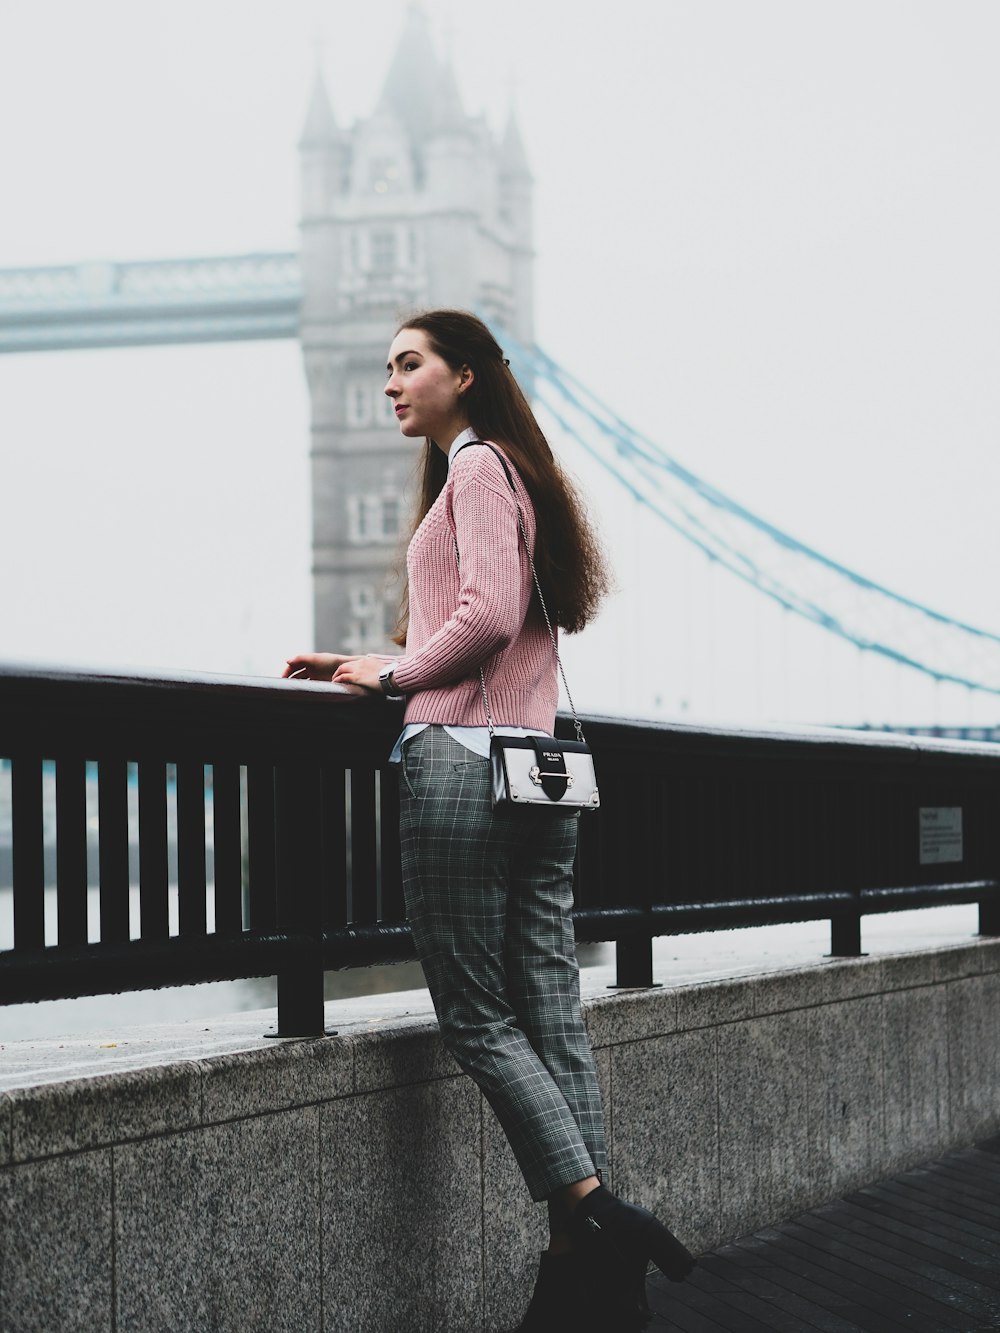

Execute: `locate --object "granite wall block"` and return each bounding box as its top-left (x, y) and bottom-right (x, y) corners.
top-left (114, 1107), bottom-right (321, 1333)
top-left (350, 1019), bottom-right (457, 1094)
top-left (320, 1076), bottom-right (482, 1332)
top-left (584, 985), bottom-right (678, 1049)
top-left (481, 1094), bottom-right (548, 1333)
top-left (882, 985), bottom-right (950, 1172)
top-left (611, 1027), bottom-right (719, 1254)
top-left (751, 955), bottom-right (885, 1018)
top-left (946, 971), bottom-right (1000, 1143)
top-left (717, 1008), bottom-right (813, 1239)
top-left (0, 1149), bottom-right (112, 1333)
top-left (0, 1093), bottom-right (11, 1167)
top-left (674, 975), bottom-right (755, 1031)
top-left (10, 1062), bottom-right (200, 1162)
top-left (199, 1035), bottom-right (353, 1123)
top-left (480, 1043), bottom-right (613, 1333)
top-left (805, 994), bottom-right (885, 1201)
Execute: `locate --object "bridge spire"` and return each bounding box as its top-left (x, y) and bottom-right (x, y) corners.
top-left (500, 109), bottom-right (532, 179)
top-left (300, 64), bottom-right (338, 147)
top-left (376, 2), bottom-right (441, 142)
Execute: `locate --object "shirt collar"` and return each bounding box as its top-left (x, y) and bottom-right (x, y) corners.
top-left (446, 426), bottom-right (479, 472)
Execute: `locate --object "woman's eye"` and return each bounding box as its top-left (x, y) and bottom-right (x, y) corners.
top-left (404, 360), bottom-right (418, 372)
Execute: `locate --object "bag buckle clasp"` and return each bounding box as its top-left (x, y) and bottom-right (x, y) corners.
top-left (529, 765), bottom-right (574, 788)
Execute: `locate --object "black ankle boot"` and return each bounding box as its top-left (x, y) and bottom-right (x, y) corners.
top-left (513, 1251), bottom-right (589, 1332)
top-left (568, 1186), bottom-right (695, 1327)
top-left (514, 1246), bottom-right (652, 1333)
top-left (570, 1185), bottom-right (695, 1283)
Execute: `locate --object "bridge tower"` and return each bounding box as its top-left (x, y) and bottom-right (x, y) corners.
top-left (299, 7), bottom-right (535, 654)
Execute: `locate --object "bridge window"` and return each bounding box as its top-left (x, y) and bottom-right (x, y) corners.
top-left (381, 495), bottom-right (401, 540)
top-left (371, 158), bottom-right (400, 195)
top-left (349, 584), bottom-right (376, 617)
top-left (346, 381), bottom-right (371, 427)
top-left (347, 492), bottom-right (402, 544)
top-left (347, 495), bottom-right (373, 543)
top-left (343, 583), bottom-right (386, 653)
top-left (370, 230), bottom-right (397, 274)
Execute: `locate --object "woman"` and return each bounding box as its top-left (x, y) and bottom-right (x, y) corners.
top-left (284, 310), bottom-right (694, 1330)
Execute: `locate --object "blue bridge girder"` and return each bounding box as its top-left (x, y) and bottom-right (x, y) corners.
top-left (0, 252), bottom-right (301, 353)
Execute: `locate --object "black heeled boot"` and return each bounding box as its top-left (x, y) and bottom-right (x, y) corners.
top-left (513, 1251), bottom-right (593, 1332)
top-left (568, 1186), bottom-right (695, 1326)
top-left (514, 1246), bottom-right (655, 1332)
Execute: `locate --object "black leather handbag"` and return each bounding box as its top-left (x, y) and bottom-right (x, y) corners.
top-left (454, 441), bottom-right (600, 814)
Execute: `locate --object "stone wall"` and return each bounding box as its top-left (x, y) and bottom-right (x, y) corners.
top-left (2, 937), bottom-right (999, 1332)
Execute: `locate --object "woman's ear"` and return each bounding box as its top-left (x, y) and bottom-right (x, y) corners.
top-left (458, 364), bottom-right (474, 394)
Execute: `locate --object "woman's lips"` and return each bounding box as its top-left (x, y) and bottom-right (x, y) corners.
top-left (395, 405), bottom-right (408, 416)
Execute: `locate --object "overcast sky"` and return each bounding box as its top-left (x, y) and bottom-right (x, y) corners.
top-left (1, 0), bottom-right (998, 726)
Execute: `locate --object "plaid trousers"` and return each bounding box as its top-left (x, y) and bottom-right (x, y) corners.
top-left (398, 726), bottom-right (608, 1201)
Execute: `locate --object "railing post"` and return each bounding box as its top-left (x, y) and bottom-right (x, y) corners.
top-left (829, 889), bottom-right (864, 956)
top-left (979, 881), bottom-right (1000, 937)
top-left (271, 762), bottom-right (330, 1038)
top-left (611, 935), bottom-right (659, 989)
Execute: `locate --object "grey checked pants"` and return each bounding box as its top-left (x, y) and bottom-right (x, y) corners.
top-left (398, 726), bottom-right (608, 1201)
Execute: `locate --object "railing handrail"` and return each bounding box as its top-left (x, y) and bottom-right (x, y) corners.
top-left (2, 661), bottom-right (998, 1032)
top-left (4, 658), bottom-right (1000, 756)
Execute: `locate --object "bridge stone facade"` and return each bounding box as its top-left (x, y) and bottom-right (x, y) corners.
top-left (299, 6), bottom-right (534, 653)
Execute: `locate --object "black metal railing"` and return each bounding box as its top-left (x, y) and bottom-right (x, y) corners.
top-left (2, 663), bottom-right (998, 1035)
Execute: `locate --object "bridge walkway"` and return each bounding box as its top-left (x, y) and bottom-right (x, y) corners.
top-left (648, 1138), bottom-right (1000, 1332)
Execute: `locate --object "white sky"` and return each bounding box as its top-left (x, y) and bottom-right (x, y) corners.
top-left (1, 0), bottom-right (998, 726)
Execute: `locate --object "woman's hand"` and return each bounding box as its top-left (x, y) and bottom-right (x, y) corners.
top-left (282, 653), bottom-right (357, 682)
top-left (331, 655), bottom-right (386, 692)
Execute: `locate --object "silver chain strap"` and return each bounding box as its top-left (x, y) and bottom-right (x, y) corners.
top-left (451, 445), bottom-right (585, 744)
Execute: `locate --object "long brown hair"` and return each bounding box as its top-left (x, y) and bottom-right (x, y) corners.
top-left (391, 309), bottom-right (608, 644)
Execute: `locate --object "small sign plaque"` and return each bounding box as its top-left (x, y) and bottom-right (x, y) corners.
top-left (919, 807), bottom-right (963, 865)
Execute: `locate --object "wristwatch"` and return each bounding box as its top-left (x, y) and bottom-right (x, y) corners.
top-left (378, 664), bottom-right (403, 697)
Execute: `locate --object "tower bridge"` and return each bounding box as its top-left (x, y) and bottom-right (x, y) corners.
top-left (1, 6), bottom-right (997, 711)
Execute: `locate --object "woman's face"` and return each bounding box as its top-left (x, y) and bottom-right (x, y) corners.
top-left (384, 328), bottom-right (472, 447)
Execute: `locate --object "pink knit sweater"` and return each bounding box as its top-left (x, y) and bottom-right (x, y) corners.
top-left (390, 443), bottom-right (559, 731)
